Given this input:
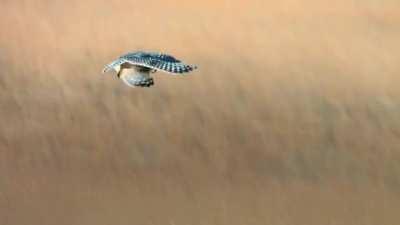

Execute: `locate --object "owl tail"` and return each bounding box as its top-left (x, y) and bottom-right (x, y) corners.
top-left (121, 75), bottom-right (154, 88)
top-left (135, 77), bottom-right (154, 87)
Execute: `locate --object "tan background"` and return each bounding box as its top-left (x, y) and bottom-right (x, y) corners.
top-left (1, 0), bottom-right (400, 224)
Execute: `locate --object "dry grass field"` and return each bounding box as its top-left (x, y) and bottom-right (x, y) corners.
top-left (1, 0), bottom-right (400, 224)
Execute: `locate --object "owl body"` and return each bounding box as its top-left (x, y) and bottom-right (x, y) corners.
top-left (103, 51), bottom-right (197, 87)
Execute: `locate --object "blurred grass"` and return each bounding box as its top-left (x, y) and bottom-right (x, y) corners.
top-left (1, 0), bottom-right (400, 224)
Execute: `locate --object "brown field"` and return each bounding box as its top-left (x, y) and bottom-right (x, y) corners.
top-left (1, 0), bottom-right (400, 224)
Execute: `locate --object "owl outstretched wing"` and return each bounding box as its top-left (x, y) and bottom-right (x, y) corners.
top-left (121, 52), bottom-right (197, 74)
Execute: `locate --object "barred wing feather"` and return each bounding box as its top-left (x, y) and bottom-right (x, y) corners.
top-left (122, 52), bottom-right (197, 74)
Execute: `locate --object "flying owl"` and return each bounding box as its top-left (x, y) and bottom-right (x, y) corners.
top-left (102, 51), bottom-right (197, 88)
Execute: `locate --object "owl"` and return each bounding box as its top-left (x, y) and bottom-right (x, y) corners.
top-left (102, 51), bottom-right (197, 87)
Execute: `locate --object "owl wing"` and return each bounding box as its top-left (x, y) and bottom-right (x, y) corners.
top-left (102, 58), bottom-right (127, 73)
top-left (122, 52), bottom-right (197, 75)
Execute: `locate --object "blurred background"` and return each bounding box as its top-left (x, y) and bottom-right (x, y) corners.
top-left (1, 0), bottom-right (400, 224)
